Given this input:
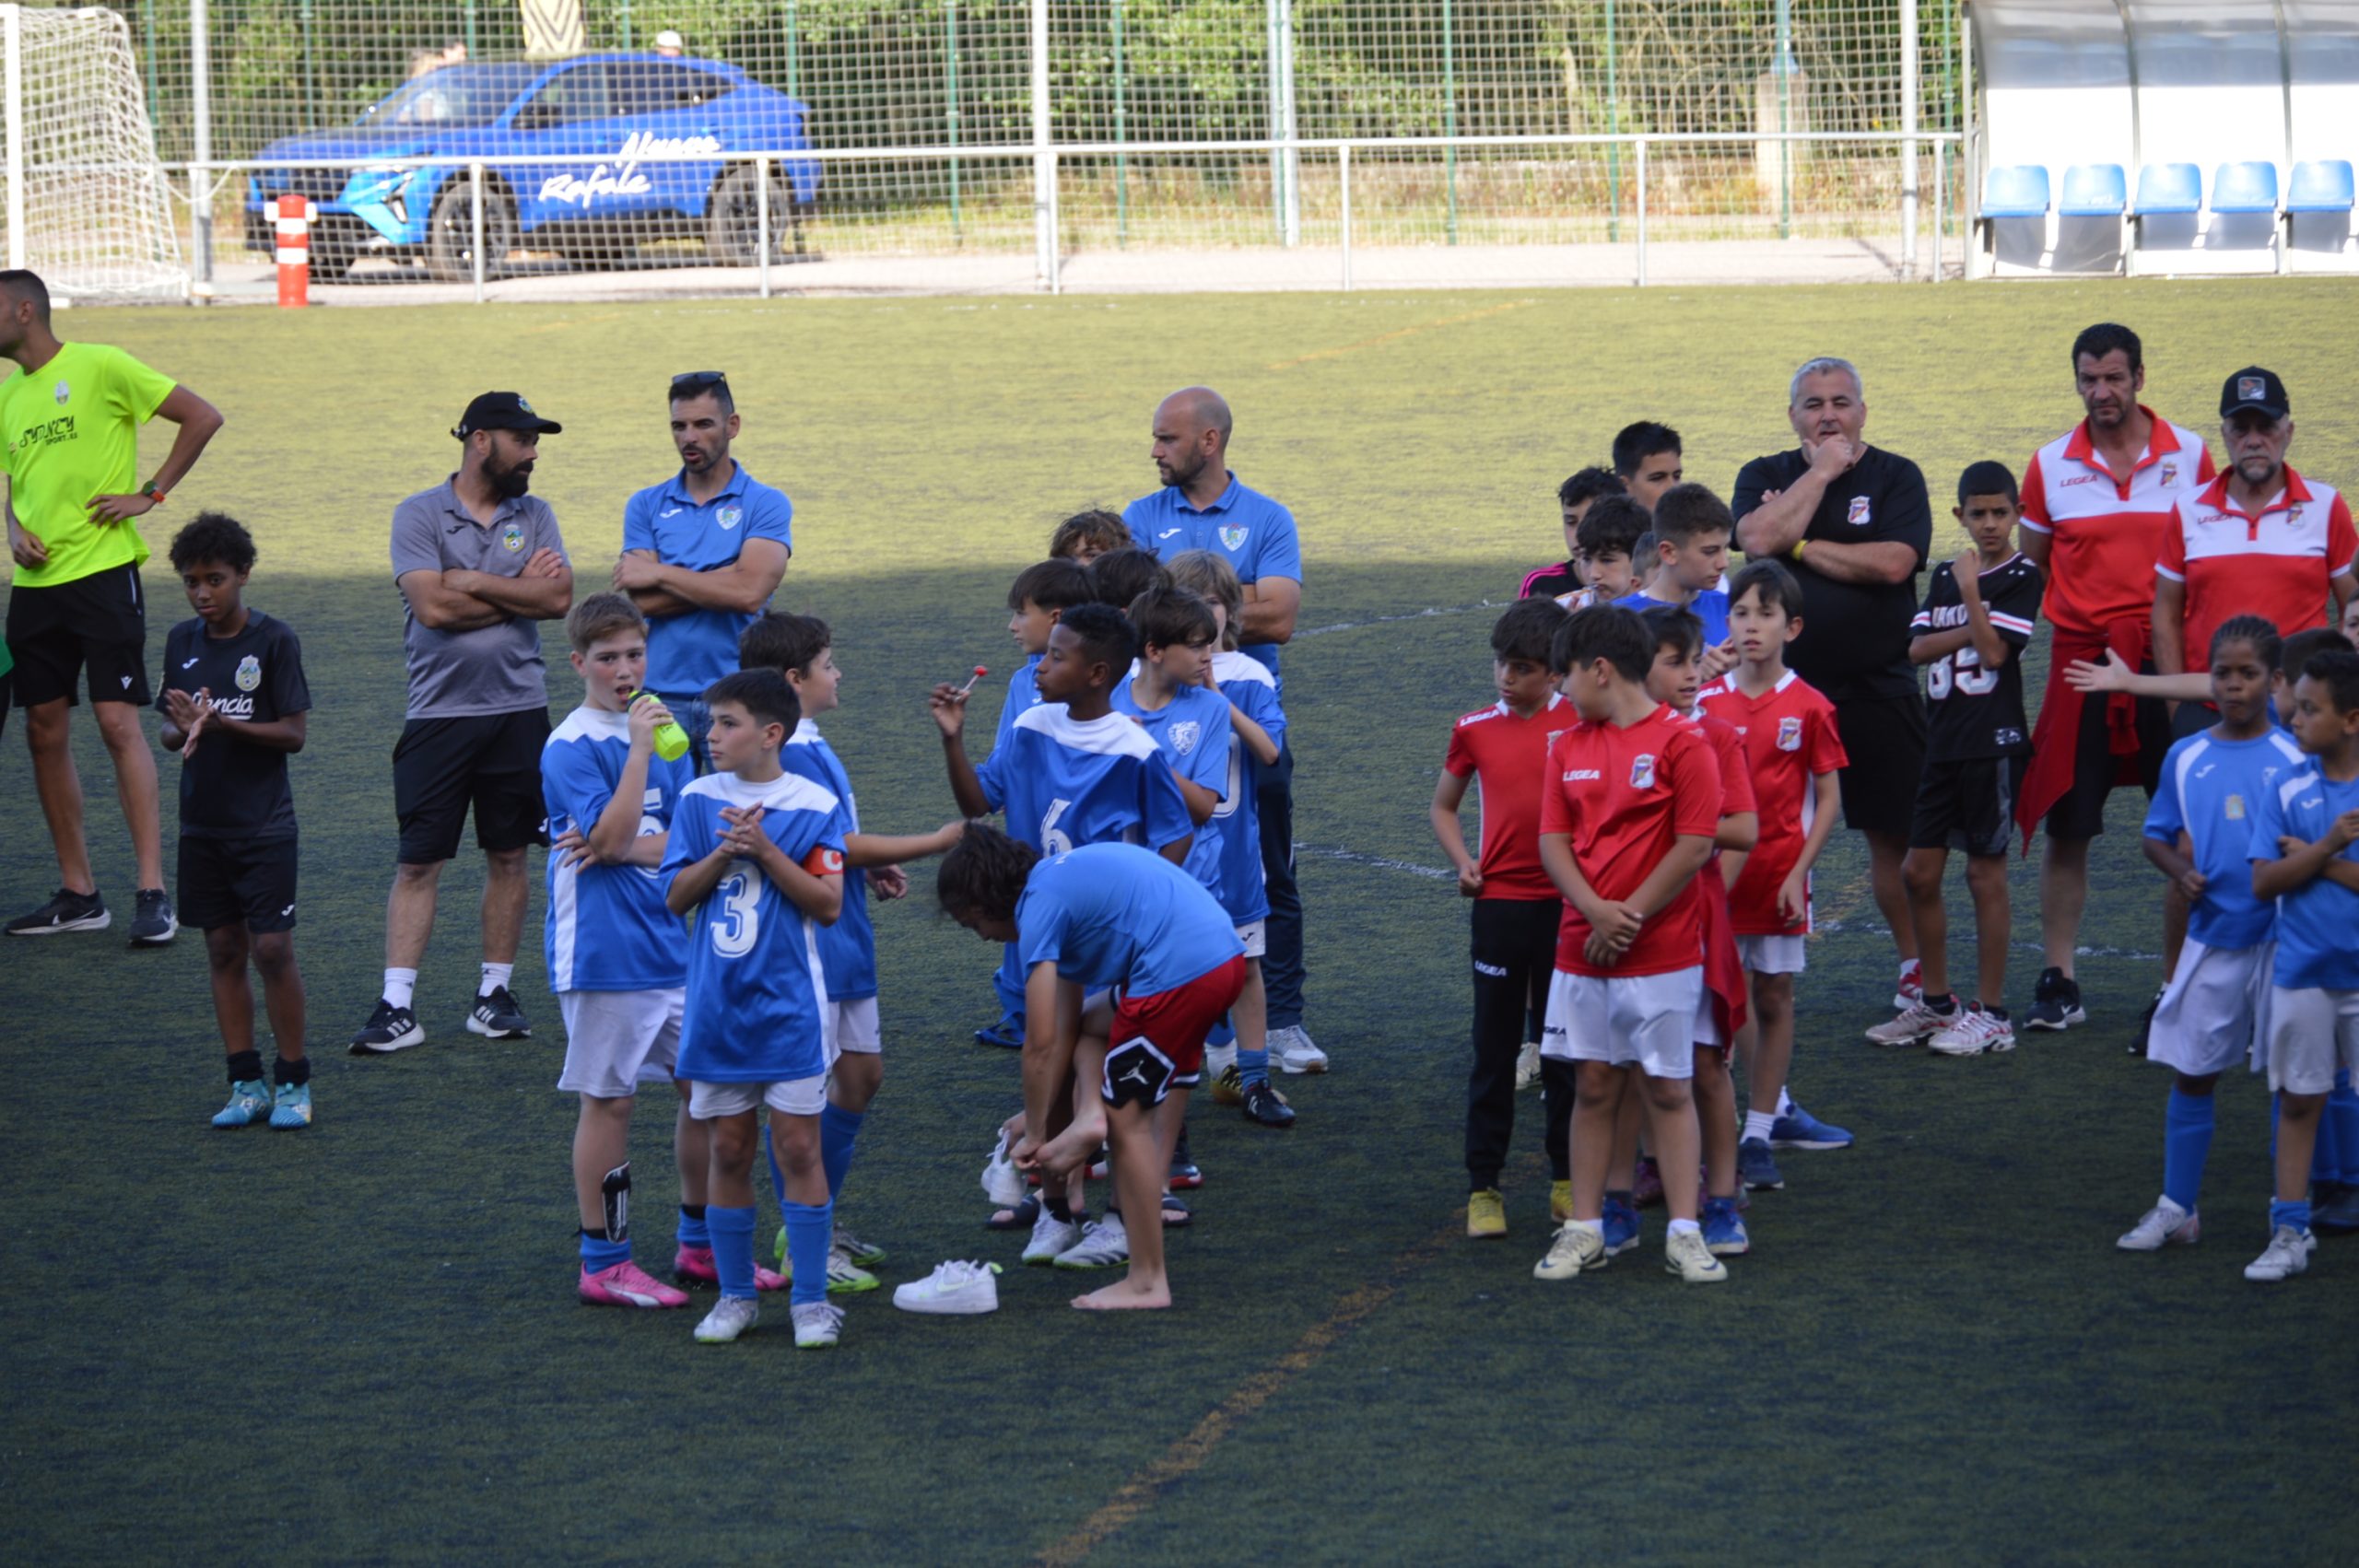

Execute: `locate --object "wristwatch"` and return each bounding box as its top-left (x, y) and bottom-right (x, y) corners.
top-left (140, 482), bottom-right (167, 505)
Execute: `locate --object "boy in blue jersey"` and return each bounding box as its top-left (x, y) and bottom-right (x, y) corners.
top-left (1614, 484), bottom-right (1734, 665)
top-left (2247, 649), bottom-right (2359, 1281)
top-left (542, 593), bottom-right (703, 1310)
top-left (2118, 617), bottom-right (2303, 1256)
top-left (973, 557), bottom-right (1097, 1048)
top-left (743, 612), bottom-right (966, 1291)
top-left (660, 669), bottom-right (850, 1345)
top-left (939, 827), bottom-right (1247, 1310)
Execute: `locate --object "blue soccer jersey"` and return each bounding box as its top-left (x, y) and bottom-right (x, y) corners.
top-left (2145, 728), bottom-right (2306, 952)
top-left (661, 770), bottom-right (847, 1082)
top-left (992, 654), bottom-right (1045, 755)
top-left (976, 704), bottom-right (1194, 858)
top-left (1211, 649), bottom-right (1285, 923)
top-left (1126, 475), bottom-right (1303, 685)
top-left (1017, 843), bottom-right (1246, 996)
top-left (782, 719), bottom-right (877, 1002)
top-left (1615, 588), bottom-right (1731, 646)
top-left (1112, 676), bottom-right (1232, 895)
top-left (620, 464), bottom-right (793, 693)
top-left (2251, 764), bottom-right (2359, 991)
top-left (541, 707), bottom-right (695, 991)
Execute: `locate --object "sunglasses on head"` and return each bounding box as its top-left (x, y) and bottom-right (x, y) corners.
top-left (672, 370), bottom-right (728, 393)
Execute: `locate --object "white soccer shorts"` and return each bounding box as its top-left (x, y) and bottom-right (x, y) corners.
top-left (2146, 940), bottom-right (2268, 1078)
top-left (688, 1073), bottom-right (828, 1119)
top-left (556, 988), bottom-right (684, 1099)
top-left (1540, 966), bottom-right (1702, 1081)
top-left (1736, 932), bottom-right (1806, 976)
top-left (2263, 985), bottom-right (2359, 1096)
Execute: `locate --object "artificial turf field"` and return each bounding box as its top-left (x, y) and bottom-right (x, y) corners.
top-left (6, 278), bottom-right (2359, 1563)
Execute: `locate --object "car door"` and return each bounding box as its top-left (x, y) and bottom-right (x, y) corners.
top-left (606, 62), bottom-right (734, 222)
top-left (506, 60), bottom-right (619, 234)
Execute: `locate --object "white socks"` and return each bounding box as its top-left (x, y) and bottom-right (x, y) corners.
top-left (1743, 1110), bottom-right (1778, 1143)
top-left (382, 967), bottom-right (417, 1009)
top-left (481, 962), bottom-right (514, 995)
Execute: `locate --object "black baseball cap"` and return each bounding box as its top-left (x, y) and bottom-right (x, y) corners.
top-left (452, 391), bottom-right (563, 439)
top-left (2220, 367), bottom-right (2289, 421)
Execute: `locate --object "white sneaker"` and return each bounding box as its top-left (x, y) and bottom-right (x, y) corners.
top-left (2244, 1224), bottom-right (2313, 1281)
top-left (693, 1294), bottom-right (760, 1343)
top-left (980, 1129), bottom-right (1027, 1207)
top-left (2117, 1196), bottom-right (2200, 1251)
top-left (1022, 1207), bottom-right (1082, 1265)
top-left (1928, 1008), bottom-right (2017, 1057)
top-left (792, 1300), bottom-right (845, 1348)
top-left (1664, 1226), bottom-right (1729, 1284)
top-left (1272, 1024), bottom-right (1329, 1075)
top-left (894, 1259), bottom-right (1003, 1315)
top-left (1532, 1222), bottom-right (1605, 1281)
top-left (1515, 1040), bottom-right (1542, 1091)
top-left (1054, 1213), bottom-right (1131, 1269)
top-left (1866, 1001), bottom-right (1953, 1047)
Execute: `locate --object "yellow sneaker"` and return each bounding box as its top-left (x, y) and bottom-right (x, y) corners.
top-left (1210, 1064), bottom-right (1245, 1106)
top-left (1466, 1188), bottom-right (1508, 1239)
top-left (1550, 1179), bottom-right (1573, 1223)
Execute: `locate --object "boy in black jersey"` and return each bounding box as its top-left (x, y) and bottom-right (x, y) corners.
top-left (1870, 462), bottom-right (2044, 1055)
top-left (156, 513), bottom-right (316, 1128)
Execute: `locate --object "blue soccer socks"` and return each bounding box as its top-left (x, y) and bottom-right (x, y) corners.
top-left (709, 1205), bottom-right (759, 1300)
top-left (1238, 1047), bottom-right (1271, 1089)
top-left (781, 1199), bottom-right (834, 1307)
top-left (2162, 1088), bottom-right (2215, 1214)
top-left (677, 1203), bottom-right (710, 1249)
top-left (580, 1232), bottom-right (630, 1273)
top-left (820, 1103), bottom-right (865, 1203)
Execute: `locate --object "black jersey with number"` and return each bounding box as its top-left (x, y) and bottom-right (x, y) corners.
top-left (1910, 554), bottom-right (2043, 762)
top-left (155, 611), bottom-right (312, 839)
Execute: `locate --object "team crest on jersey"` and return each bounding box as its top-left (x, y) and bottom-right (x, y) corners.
top-left (2226, 793), bottom-right (2247, 821)
top-left (1220, 525), bottom-right (1249, 552)
top-left (1169, 720), bottom-right (1202, 755)
top-left (2161, 462), bottom-right (2179, 487)
top-left (1630, 754), bottom-right (1656, 789)
top-left (1777, 716), bottom-right (1802, 752)
top-left (718, 505), bottom-right (743, 531)
top-left (234, 654), bottom-right (261, 693)
top-left (52, 381), bottom-right (68, 405)
top-left (1847, 496), bottom-right (1872, 526)
top-left (500, 522), bottom-right (524, 552)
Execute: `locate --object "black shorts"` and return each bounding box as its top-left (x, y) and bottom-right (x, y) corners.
top-left (1833, 692), bottom-right (1928, 837)
top-left (4, 565), bottom-right (149, 708)
top-left (1908, 754), bottom-right (2028, 858)
top-left (393, 708), bottom-right (551, 864)
top-left (2045, 685), bottom-right (2173, 839)
top-left (179, 834), bottom-right (299, 933)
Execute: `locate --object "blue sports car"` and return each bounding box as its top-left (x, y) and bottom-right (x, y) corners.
top-left (245, 53), bottom-right (821, 279)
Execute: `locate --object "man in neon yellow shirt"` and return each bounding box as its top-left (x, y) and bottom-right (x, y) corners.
top-left (1, 270), bottom-right (225, 942)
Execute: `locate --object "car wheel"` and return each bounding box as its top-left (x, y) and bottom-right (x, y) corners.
top-left (704, 165), bottom-right (806, 266)
top-left (426, 178), bottom-right (517, 283)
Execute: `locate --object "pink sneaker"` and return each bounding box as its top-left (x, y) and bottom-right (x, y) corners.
top-left (672, 1245), bottom-right (789, 1293)
top-left (1631, 1156), bottom-right (1665, 1210)
top-left (580, 1258), bottom-right (689, 1309)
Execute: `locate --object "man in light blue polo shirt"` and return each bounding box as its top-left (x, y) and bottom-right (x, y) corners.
top-left (615, 370), bottom-right (792, 770)
top-left (1125, 386), bottom-right (1325, 1072)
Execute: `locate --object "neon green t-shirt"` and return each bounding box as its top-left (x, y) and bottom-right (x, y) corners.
top-left (2, 342), bottom-right (176, 588)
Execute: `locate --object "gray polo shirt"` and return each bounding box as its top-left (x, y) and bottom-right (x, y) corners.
top-left (391, 477), bottom-right (569, 720)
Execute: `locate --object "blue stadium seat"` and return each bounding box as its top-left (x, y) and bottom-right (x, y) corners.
top-left (2132, 163), bottom-right (2203, 216)
top-left (2060, 164), bottom-right (2127, 216)
top-left (2287, 159), bottom-right (2355, 214)
top-left (1980, 164), bottom-right (2051, 218)
top-left (2210, 162), bottom-right (2280, 214)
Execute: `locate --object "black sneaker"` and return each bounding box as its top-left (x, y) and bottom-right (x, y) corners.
top-left (349, 1000), bottom-right (426, 1055)
top-left (466, 986), bottom-right (532, 1039)
top-left (1240, 1079), bottom-right (1297, 1129)
top-left (127, 887), bottom-right (178, 947)
top-left (5, 886), bottom-right (110, 935)
top-left (2129, 984), bottom-right (2165, 1057)
top-left (2025, 966), bottom-right (2086, 1032)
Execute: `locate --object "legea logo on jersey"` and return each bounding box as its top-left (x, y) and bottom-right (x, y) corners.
top-left (501, 522), bottom-right (525, 552)
top-left (1219, 525), bottom-right (1249, 551)
top-left (1630, 754), bottom-right (1656, 789)
top-left (718, 504), bottom-right (744, 532)
top-left (1777, 716), bottom-right (1802, 752)
top-left (53, 380), bottom-right (69, 405)
top-left (1565, 768), bottom-right (1601, 782)
top-left (1847, 496), bottom-right (1872, 526)
top-left (234, 654), bottom-right (261, 693)
top-left (1169, 720), bottom-right (1201, 755)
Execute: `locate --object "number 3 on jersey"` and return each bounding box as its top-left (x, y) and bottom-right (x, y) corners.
top-left (710, 871), bottom-right (760, 956)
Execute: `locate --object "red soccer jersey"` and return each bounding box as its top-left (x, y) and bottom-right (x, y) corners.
top-left (1680, 708), bottom-right (1758, 821)
top-left (1442, 691), bottom-right (1577, 901)
top-left (1697, 670), bottom-right (1848, 935)
top-left (2020, 410), bottom-right (2215, 638)
top-left (2159, 467), bottom-right (2357, 670)
top-left (1538, 704), bottom-right (1722, 977)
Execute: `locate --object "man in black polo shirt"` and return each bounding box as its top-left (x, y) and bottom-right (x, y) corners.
top-left (1732, 356), bottom-right (1934, 1009)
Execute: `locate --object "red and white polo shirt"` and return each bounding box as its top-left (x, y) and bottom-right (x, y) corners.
top-left (2158, 466), bottom-right (2357, 667)
top-left (2021, 409), bottom-right (2216, 638)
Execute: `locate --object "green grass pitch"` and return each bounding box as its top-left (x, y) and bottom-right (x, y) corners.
top-left (6, 279), bottom-right (2359, 1562)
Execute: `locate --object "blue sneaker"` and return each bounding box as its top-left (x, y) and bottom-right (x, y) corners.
top-left (1601, 1196), bottom-right (1641, 1257)
top-left (1702, 1196), bottom-right (1750, 1256)
top-left (268, 1081), bottom-right (312, 1129)
top-left (211, 1080), bottom-right (273, 1128)
top-left (1769, 1104), bottom-right (1853, 1151)
top-left (973, 1012), bottom-right (1025, 1049)
top-left (1738, 1138), bottom-right (1785, 1191)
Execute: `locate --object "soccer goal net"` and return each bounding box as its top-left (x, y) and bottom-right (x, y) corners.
top-left (0, 4), bottom-right (187, 301)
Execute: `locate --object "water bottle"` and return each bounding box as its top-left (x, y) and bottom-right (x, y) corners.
top-left (630, 691), bottom-right (693, 763)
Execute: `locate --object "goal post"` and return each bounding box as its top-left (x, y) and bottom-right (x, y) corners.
top-left (0, 3), bottom-right (188, 301)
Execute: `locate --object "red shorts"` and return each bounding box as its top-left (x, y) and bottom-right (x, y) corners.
top-left (1100, 954), bottom-right (1250, 1108)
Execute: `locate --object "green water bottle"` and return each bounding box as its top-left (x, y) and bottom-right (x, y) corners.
top-left (630, 691), bottom-right (693, 763)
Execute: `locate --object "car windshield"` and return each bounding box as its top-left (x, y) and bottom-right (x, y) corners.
top-left (356, 64), bottom-right (537, 129)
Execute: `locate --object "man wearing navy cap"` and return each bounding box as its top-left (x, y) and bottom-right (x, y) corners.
top-left (351, 392), bottom-right (573, 1054)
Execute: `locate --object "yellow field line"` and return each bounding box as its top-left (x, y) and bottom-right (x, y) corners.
top-left (1262, 299), bottom-right (1534, 372)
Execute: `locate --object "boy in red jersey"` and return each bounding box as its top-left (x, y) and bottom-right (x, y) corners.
top-left (1699, 559), bottom-right (1850, 1195)
top-left (1433, 598), bottom-right (1577, 1238)
top-left (1531, 605), bottom-right (1727, 1285)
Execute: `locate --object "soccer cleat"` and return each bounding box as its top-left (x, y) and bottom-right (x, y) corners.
top-left (268, 1081), bottom-right (313, 1129)
top-left (1928, 1009), bottom-right (2016, 1058)
top-left (1532, 1223), bottom-right (1606, 1281)
top-left (792, 1301), bottom-right (845, 1348)
top-left (671, 1245), bottom-right (787, 1293)
top-left (1271, 1024), bottom-right (1329, 1075)
top-left (834, 1228), bottom-right (886, 1268)
top-left (981, 1130), bottom-right (1028, 1208)
top-left (580, 1259), bottom-right (690, 1309)
top-left (1516, 1041), bottom-right (1543, 1092)
top-left (1702, 1197), bottom-right (1751, 1256)
top-left (1054, 1214), bottom-right (1130, 1269)
top-left (2025, 967), bottom-right (2085, 1032)
top-left (466, 986), bottom-right (532, 1039)
top-left (211, 1080), bottom-right (274, 1129)
top-left (1549, 1179), bottom-right (1573, 1223)
top-left (1466, 1188), bottom-right (1508, 1239)
top-left (2244, 1224), bottom-right (2313, 1281)
top-left (347, 1000), bottom-right (424, 1055)
top-left (5, 886), bottom-right (110, 936)
top-left (1631, 1156), bottom-right (1665, 1210)
top-left (1893, 957), bottom-right (1924, 1012)
top-left (1738, 1138), bottom-right (1785, 1192)
top-left (1210, 1063), bottom-right (1246, 1106)
top-left (822, 1247), bottom-right (879, 1294)
top-left (1665, 1227), bottom-right (1730, 1283)
top-left (2117, 1197), bottom-right (2201, 1251)
top-left (1601, 1195), bottom-right (1641, 1257)
top-left (1770, 1103), bottom-right (1856, 1149)
top-left (1240, 1079), bottom-right (1297, 1128)
top-left (973, 1012), bottom-right (1025, 1049)
top-left (1022, 1209), bottom-right (1082, 1266)
top-left (127, 888), bottom-right (178, 947)
top-left (1866, 1000), bottom-right (1954, 1047)
top-left (894, 1259), bottom-right (1003, 1315)
top-left (694, 1295), bottom-right (761, 1342)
